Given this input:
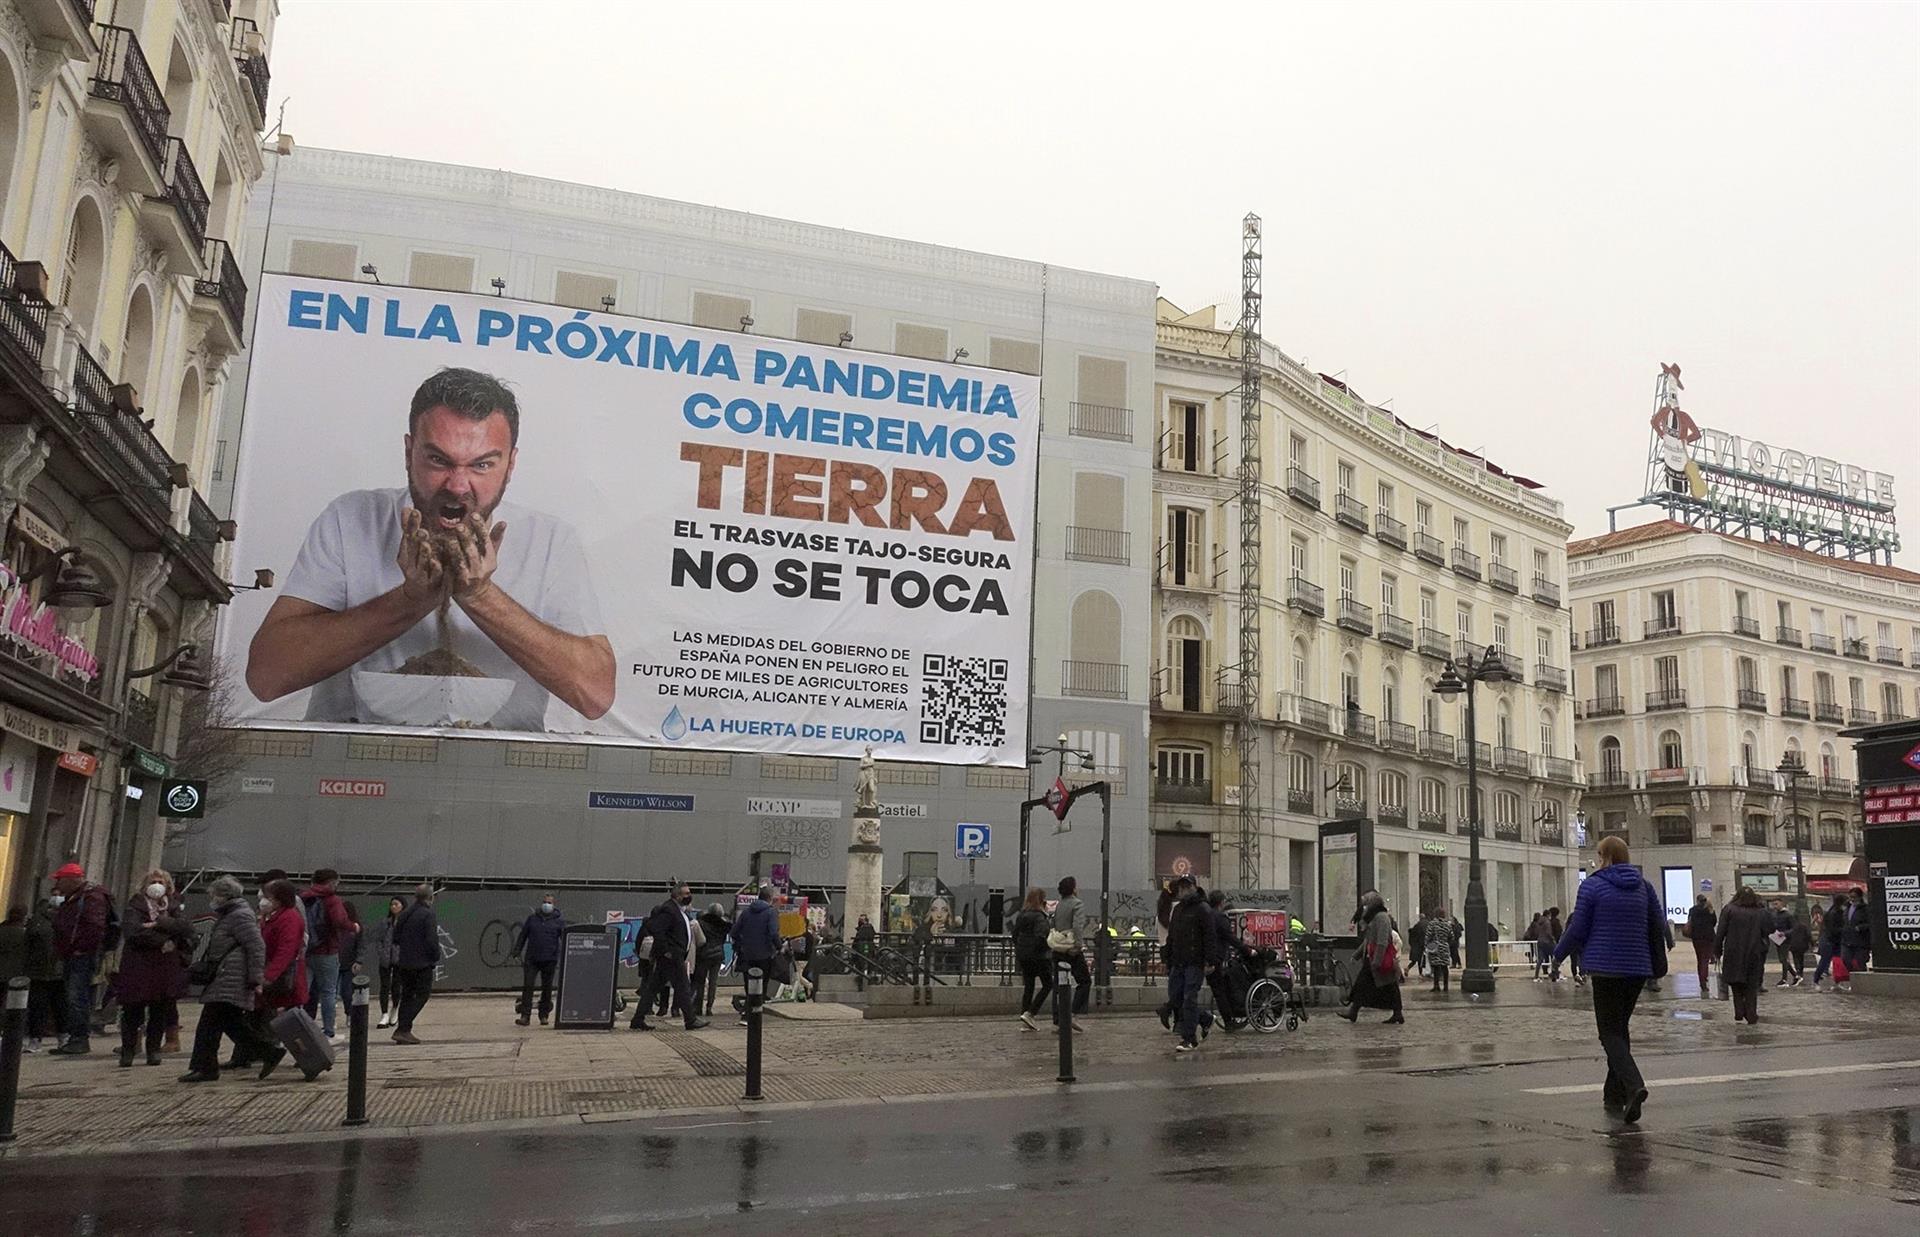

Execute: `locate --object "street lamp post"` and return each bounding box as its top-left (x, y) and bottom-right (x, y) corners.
top-left (1433, 647), bottom-right (1511, 996)
top-left (1777, 756), bottom-right (1808, 920)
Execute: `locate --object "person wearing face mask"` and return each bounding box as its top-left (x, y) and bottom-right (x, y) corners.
top-left (629, 884), bottom-right (707, 1032)
top-left (48, 863), bottom-right (117, 1056)
top-left (511, 893), bottom-right (568, 1026)
top-left (181, 876), bottom-right (270, 1082)
top-left (111, 871), bottom-right (196, 1067)
top-left (693, 902), bottom-right (731, 1018)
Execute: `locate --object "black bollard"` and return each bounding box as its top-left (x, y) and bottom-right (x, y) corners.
top-left (1055, 956), bottom-right (1075, 1084)
top-left (0, 976), bottom-right (26, 1142)
top-left (743, 966), bottom-right (765, 1102)
top-left (342, 974), bottom-right (370, 1127)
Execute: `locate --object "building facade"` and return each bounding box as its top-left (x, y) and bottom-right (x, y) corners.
top-left (192, 147), bottom-right (1158, 910)
top-left (1151, 302), bottom-right (1581, 932)
top-left (1569, 520), bottom-right (1920, 910)
top-left (0, 0), bottom-right (275, 904)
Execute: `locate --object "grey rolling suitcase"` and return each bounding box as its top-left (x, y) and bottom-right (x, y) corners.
top-left (269, 1007), bottom-right (336, 1080)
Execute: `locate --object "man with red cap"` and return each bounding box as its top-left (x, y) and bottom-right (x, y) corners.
top-left (48, 863), bottom-right (116, 1056)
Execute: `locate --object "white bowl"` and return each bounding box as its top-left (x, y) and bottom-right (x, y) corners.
top-left (352, 670), bottom-right (516, 728)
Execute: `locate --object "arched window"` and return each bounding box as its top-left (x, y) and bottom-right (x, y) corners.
top-left (1154, 743), bottom-right (1209, 795)
top-left (1065, 590), bottom-right (1122, 697)
top-left (172, 368), bottom-right (203, 475)
top-left (1382, 668), bottom-right (1400, 724)
top-left (1291, 638), bottom-right (1309, 699)
top-left (1494, 790), bottom-right (1520, 827)
top-left (1334, 761), bottom-right (1366, 815)
top-left (1783, 736), bottom-right (1802, 771)
top-left (1422, 680), bottom-right (1440, 734)
top-left (1378, 769), bottom-right (1407, 811)
top-left (1496, 699), bottom-right (1513, 749)
top-left (1740, 730), bottom-right (1758, 773)
top-left (119, 285), bottom-right (156, 400)
top-left (1599, 735), bottom-right (1623, 775)
top-left (1163, 615), bottom-right (1207, 712)
top-left (1819, 742), bottom-right (1836, 779)
top-left (1538, 708), bottom-right (1555, 757)
top-left (1340, 654), bottom-right (1361, 710)
top-left (1417, 778), bottom-right (1446, 826)
top-left (1658, 729), bottom-right (1684, 771)
top-left (0, 46), bottom-right (23, 236)
top-left (60, 198), bottom-right (108, 339)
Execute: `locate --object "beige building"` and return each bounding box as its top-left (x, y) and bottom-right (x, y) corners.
top-left (1568, 520), bottom-right (1920, 912)
top-left (1151, 301), bottom-right (1580, 931)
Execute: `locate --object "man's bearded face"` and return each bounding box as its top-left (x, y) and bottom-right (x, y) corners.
top-left (406, 406), bottom-right (517, 533)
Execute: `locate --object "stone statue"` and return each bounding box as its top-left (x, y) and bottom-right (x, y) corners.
top-left (844, 745), bottom-right (885, 940)
top-left (855, 745), bottom-right (879, 814)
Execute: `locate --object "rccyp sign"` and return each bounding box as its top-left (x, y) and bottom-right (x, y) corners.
top-left (956, 823), bottom-right (990, 859)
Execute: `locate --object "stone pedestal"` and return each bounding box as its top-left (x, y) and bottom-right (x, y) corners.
top-left (843, 807), bottom-right (884, 941)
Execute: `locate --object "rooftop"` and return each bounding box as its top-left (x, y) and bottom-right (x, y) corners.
top-left (1569, 519), bottom-right (1920, 585)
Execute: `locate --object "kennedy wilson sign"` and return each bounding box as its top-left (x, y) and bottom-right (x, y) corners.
top-left (221, 276), bottom-right (1039, 766)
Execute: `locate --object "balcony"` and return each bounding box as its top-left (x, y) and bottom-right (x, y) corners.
top-left (1065, 525), bottom-right (1129, 565)
top-left (230, 17), bottom-right (272, 128)
top-left (124, 686), bottom-right (157, 749)
top-left (1877, 645), bottom-right (1904, 666)
top-left (0, 242), bottom-right (52, 368)
top-left (192, 238), bottom-right (248, 353)
top-left (1375, 512), bottom-right (1407, 550)
top-left (1153, 776), bottom-right (1213, 806)
top-left (1539, 755), bottom-right (1577, 783)
top-left (1538, 823), bottom-right (1566, 847)
top-left (1061, 660), bottom-right (1127, 700)
top-left (1809, 632), bottom-right (1836, 654)
top-left (1417, 626), bottom-right (1451, 659)
top-left (1458, 740), bottom-right (1491, 770)
top-left (1732, 616), bottom-right (1760, 638)
top-left (85, 25), bottom-right (170, 196)
top-left (1277, 694), bottom-right (1334, 733)
top-left (1849, 707), bottom-right (1879, 726)
top-left (1819, 775), bottom-right (1854, 796)
top-left (1378, 802), bottom-right (1409, 828)
top-left (70, 342), bottom-right (188, 525)
top-left (1333, 791), bottom-right (1368, 821)
top-left (1644, 616), bottom-right (1683, 640)
top-left (1488, 561), bottom-right (1519, 593)
top-left (1493, 820), bottom-right (1524, 843)
top-left (1912, 650), bottom-right (1920, 669)
top-left (1535, 662), bottom-right (1567, 693)
top-left (1736, 688), bottom-right (1768, 712)
top-left (1493, 746), bottom-right (1530, 775)
top-left (1343, 709), bottom-right (1377, 744)
top-left (1646, 687), bottom-right (1688, 711)
top-left (1419, 731), bottom-right (1456, 761)
top-left (1336, 597), bottom-right (1373, 635)
top-left (1745, 766), bottom-right (1779, 791)
top-left (1645, 766), bottom-right (1697, 787)
top-left (1586, 624), bottom-right (1621, 648)
top-left (1775, 625), bottom-right (1803, 647)
top-left (1449, 545), bottom-right (1481, 581)
top-left (1287, 787), bottom-right (1316, 814)
top-left (1417, 808), bottom-right (1447, 833)
top-left (140, 137), bottom-right (209, 274)
top-left (1814, 700), bottom-right (1844, 725)
top-left (1587, 695), bottom-right (1626, 717)
top-left (1285, 575), bottom-right (1324, 617)
top-left (19, 0), bottom-right (96, 59)
top-left (1588, 768), bottom-right (1631, 791)
top-left (1781, 696), bottom-right (1811, 719)
top-left (1489, 649), bottom-right (1524, 682)
top-left (1068, 401), bottom-right (1132, 441)
top-left (1285, 466), bottom-right (1321, 509)
top-left (1412, 531), bottom-right (1445, 564)
top-left (1334, 492), bottom-right (1369, 531)
top-left (1382, 720), bottom-right (1416, 753)
top-left (1843, 638), bottom-right (1870, 661)
top-left (1379, 613), bottom-right (1414, 648)
top-left (1454, 638), bottom-right (1487, 665)
top-left (1531, 575), bottom-right (1561, 607)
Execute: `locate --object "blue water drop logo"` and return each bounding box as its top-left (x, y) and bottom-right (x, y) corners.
top-left (661, 706), bottom-right (687, 741)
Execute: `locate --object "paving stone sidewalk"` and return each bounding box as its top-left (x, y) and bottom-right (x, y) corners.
top-left (3, 979), bottom-right (1908, 1158)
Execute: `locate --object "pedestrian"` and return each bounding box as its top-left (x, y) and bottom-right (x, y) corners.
top-left (1811, 893), bottom-right (1846, 990)
top-left (694, 903), bottom-right (730, 1017)
top-left (512, 893), bottom-right (567, 1026)
top-left (1770, 901), bottom-right (1795, 987)
top-left (1840, 889), bottom-right (1872, 980)
top-left (1408, 912), bottom-right (1428, 977)
top-left (390, 883), bottom-right (441, 1044)
top-left (728, 885), bottom-right (782, 1025)
top-left (1424, 904), bottom-right (1453, 991)
top-left (1543, 907), bottom-right (1566, 981)
top-left (19, 898), bottom-right (62, 1050)
top-left (1447, 910), bottom-right (1463, 970)
top-left (792, 921), bottom-right (818, 1000)
top-left (852, 914), bottom-right (876, 958)
top-left (1049, 876), bottom-right (1092, 1032)
top-left (1644, 912), bottom-right (1674, 994)
top-left (1010, 887), bottom-right (1055, 1031)
top-left (1714, 886), bottom-right (1772, 1025)
top-left (630, 884), bottom-right (708, 1030)
top-left (252, 878), bottom-right (313, 1079)
top-left (1163, 878), bottom-right (1216, 1052)
top-left (1204, 889), bottom-right (1242, 1026)
top-left (1786, 914), bottom-right (1811, 987)
top-left (1527, 912), bottom-right (1546, 979)
top-left (1551, 836), bottom-right (1666, 1125)
top-left (180, 875), bottom-right (272, 1083)
top-left (112, 870), bottom-right (195, 1068)
top-left (367, 897), bottom-right (403, 1028)
top-left (1686, 895), bottom-right (1717, 995)
top-left (297, 868), bottom-right (353, 1046)
top-left (47, 863), bottom-right (116, 1056)
top-left (1339, 891), bottom-right (1404, 1025)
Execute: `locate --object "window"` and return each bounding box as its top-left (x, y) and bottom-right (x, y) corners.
top-left (1335, 761), bottom-right (1365, 799)
top-left (554, 270), bottom-right (618, 311)
top-left (1496, 704), bottom-right (1513, 748)
top-left (1819, 743), bottom-right (1836, 779)
top-left (1291, 640), bottom-right (1308, 698)
top-left (1423, 692), bottom-right (1441, 734)
top-left (988, 337), bottom-right (1041, 376)
top-left (1289, 433), bottom-right (1307, 467)
top-left (1452, 515), bottom-right (1471, 550)
top-left (1658, 729), bottom-right (1684, 770)
top-left (1494, 791), bottom-right (1520, 827)
top-left (1379, 771), bottom-right (1407, 809)
top-left (1378, 481), bottom-right (1396, 517)
top-left (1290, 537), bottom-right (1310, 582)
top-left (1457, 784), bottom-right (1484, 826)
top-left (692, 291), bottom-right (754, 331)
top-left (406, 251), bottom-right (475, 292)
top-left (1654, 655), bottom-right (1680, 692)
top-left (1166, 401), bottom-right (1205, 472)
top-left (1734, 589), bottom-right (1751, 621)
top-left (1415, 500), bottom-right (1433, 533)
top-left (1737, 657), bottom-right (1757, 691)
top-left (1164, 617), bottom-right (1207, 712)
top-left (1492, 614), bottom-right (1510, 652)
top-left (1340, 657), bottom-right (1361, 710)
top-left (1456, 604), bottom-right (1474, 645)
top-left (1339, 557), bottom-right (1357, 602)
top-left (1532, 548), bottom-right (1549, 581)
top-left (1651, 589), bottom-right (1678, 628)
top-left (1878, 620), bottom-right (1894, 645)
top-left (1885, 682), bottom-right (1903, 716)
top-left (1536, 628), bottom-right (1554, 663)
top-left (1419, 778), bottom-right (1445, 818)
top-left (1419, 590), bottom-right (1436, 627)
top-left (1848, 677), bottom-right (1864, 709)
top-left (1382, 671), bottom-right (1400, 723)
top-left (1165, 506), bottom-right (1202, 584)
top-left (895, 322), bottom-right (950, 361)
top-left (1594, 664), bottom-right (1619, 698)
top-left (1779, 600), bottom-right (1793, 628)
top-left (1843, 614), bottom-right (1860, 642)
top-left (1740, 733), bottom-right (1756, 770)
top-left (1781, 665), bottom-right (1797, 698)
top-left (1599, 736), bottom-right (1623, 774)
top-left (1539, 710), bottom-right (1555, 756)
top-left (1595, 598), bottom-right (1616, 633)
top-left (1810, 607), bottom-right (1827, 636)
top-left (1156, 744), bottom-right (1208, 785)
top-left (1337, 460), bottom-right (1356, 497)
top-left (1289, 751), bottom-right (1313, 792)
top-left (1489, 532), bottom-right (1508, 565)
top-left (796, 308), bottom-right (855, 347)
top-left (287, 239), bottom-right (358, 279)
top-left (1380, 573), bottom-right (1398, 616)
top-left (1814, 672), bottom-right (1834, 705)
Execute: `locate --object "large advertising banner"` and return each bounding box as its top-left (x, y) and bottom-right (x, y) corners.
top-left (221, 276), bottom-right (1039, 765)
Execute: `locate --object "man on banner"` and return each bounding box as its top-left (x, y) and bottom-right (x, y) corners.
top-left (246, 367), bottom-right (616, 731)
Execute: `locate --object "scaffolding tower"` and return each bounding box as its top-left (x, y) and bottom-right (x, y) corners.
top-left (1236, 213), bottom-right (1263, 888)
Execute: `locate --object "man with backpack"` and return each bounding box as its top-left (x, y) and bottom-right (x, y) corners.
top-left (298, 868), bottom-right (354, 1044)
top-left (48, 863), bottom-right (117, 1056)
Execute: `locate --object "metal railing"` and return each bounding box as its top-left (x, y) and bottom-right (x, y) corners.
top-left (1819, 775), bottom-right (1854, 795)
top-left (1333, 792), bottom-right (1368, 820)
top-left (1450, 545), bottom-right (1481, 579)
top-left (1877, 645), bottom-right (1904, 666)
top-left (1745, 766), bottom-right (1779, 790)
top-left (1286, 575), bottom-right (1324, 616)
top-left (1843, 638), bottom-right (1870, 660)
top-left (1493, 746), bottom-right (1529, 775)
top-left (124, 687), bottom-right (158, 748)
top-left (1588, 767), bottom-right (1630, 790)
top-left (1458, 739), bottom-right (1491, 769)
top-left (1781, 696), bottom-right (1810, 718)
top-left (1488, 561), bottom-right (1519, 592)
top-left (1153, 776), bottom-right (1213, 805)
top-left (1380, 613), bottom-right (1413, 647)
top-left (90, 25), bottom-right (170, 171)
top-left (1646, 687), bottom-right (1688, 711)
top-left (1587, 695), bottom-right (1625, 717)
top-left (1286, 466), bottom-right (1321, 508)
top-left (1382, 720), bottom-right (1416, 752)
top-left (1294, 697), bottom-right (1332, 732)
top-left (1644, 616), bottom-right (1683, 639)
top-left (1067, 401), bottom-right (1131, 441)
top-left (1287, 787), bottom-right (1316, 813)
top-left (230, 18), bottom-right (271, 122)
top-left (1531, 575), bottom-right (1560, 607)
top-left (1849, 707), bottom-right (1879, 725)
top-left (1419, 731), bottom-right (1456, 761)
top-left (1375, 512), bottom-right (1407, 549)
top-left (1413, 531), bottom-right (1445, 563)
top-left (1809, 632), bottom-right (1836, 654)
top-left (160, 136), bottom-right (209, 249)
top-left (1535, 662), bottom-right (1567, 692)
top-left (1538, 823), bottom-right (1566, 846)
top-left (194, 238), bottom-right (248, 338)
top-left (1343, 709), bottom-right (1376, 743)
top-left (1587, 624), bottom-right (1621, 647)
top-left (1378, 803), bottom-right (1409, 827)
top-left (1417, 809), bottom-right (1447, 833)
top-left (1814, 700), bottom-right (1844, 724)
top-left (1539, 755), bottom-right (1576, 782)
top-left (1061, 660), bottom-right (1127, 700)
top-left (1417, 626), bottom-right (1450, 658)
top-left (0, 240), bottom-right (50, 365)
top-left (1775, 625), bottom-right (1803, 647)
top-left (1733, 616), bottom-right (1760, 638)
top-left (1493, 819), bottom-right (1524, 842)
top-left (1336, 596), bottom-right (1372, 634)
top-left (1737, 688), bottom-right (1767, 711)
top-left (1334, 492), bottom-right (1368, 529)
top-left (1065, 525), bottom-right (1129, 564)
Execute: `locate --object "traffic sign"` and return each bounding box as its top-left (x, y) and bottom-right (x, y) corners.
top-left (1700, 877), bottom-right (1713, 892)
top-left (956, 823), bottom-right (991, 859)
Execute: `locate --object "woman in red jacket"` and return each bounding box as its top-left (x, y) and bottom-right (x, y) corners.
top-left (253, 879), bottom-right (309, 1079)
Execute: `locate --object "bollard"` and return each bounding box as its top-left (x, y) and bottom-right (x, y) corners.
top-left (743, 966), bottom-right (765, 1102)
top-left (0, 976), bottom-right (27, 1142)
top-left (342, 974), bottom-right (370, 1127)
top-left (1054, 956), bottom-right (1075, 1084)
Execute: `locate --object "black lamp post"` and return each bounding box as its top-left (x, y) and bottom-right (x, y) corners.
top-left (1776, 756), bottom-right (1808, 920)
top-left (1433, 646), bottom-right (1511, 995)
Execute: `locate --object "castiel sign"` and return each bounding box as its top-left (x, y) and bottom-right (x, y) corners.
top-left (222, 276), bottom-right (1040, 766)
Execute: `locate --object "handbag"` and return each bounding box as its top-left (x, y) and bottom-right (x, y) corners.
top-left (1046, 928), bottom-right (1076, 953)
top-left (188, 941), bottom-right (235, 988)
top-left (1370, 938), bottom-right (1398, 977)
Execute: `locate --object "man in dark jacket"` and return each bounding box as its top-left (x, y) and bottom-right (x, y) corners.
top-left (693, 903), bottom-right (730, 1017)
top-left (1163, 879), bottom-right (1215, 1053)
top-left (1812, 893), bottom-right (1847, 988)
top-left (1203, 889), bottom-right (1241, 1026)
top-left (1686, 896), bottom-right (1717, 994)
top-left (729, 886), bottom-right (782, 1027)
top-left (390, 884), bottom-right (441, 1044)
top-left (1840, 889), bottom-right (1873, 979)
top-left (299, 868), bottom-right (354, 1042)
top-left (512, 893), bottom-right (568, 1026)
top-left (49, 863), bottom-right (114, 1056)
top-left (631, 885), bottom-right (708, 1031)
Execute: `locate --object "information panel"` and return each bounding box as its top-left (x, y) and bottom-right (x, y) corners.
top-left (555, 925), bottom-right (621, 1029)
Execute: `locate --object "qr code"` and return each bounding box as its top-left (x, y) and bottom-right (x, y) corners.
top-left (919, 653), bottom-right (1009, 747)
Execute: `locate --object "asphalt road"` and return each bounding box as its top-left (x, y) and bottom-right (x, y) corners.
top-left (4, 1013), bottom-right (1918, 1235)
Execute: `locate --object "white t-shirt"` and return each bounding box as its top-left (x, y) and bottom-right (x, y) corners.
top-left (281, 488), bottom-right (605, 732)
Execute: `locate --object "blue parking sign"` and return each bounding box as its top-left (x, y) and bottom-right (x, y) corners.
top-left (956, 823), bottom-right (991, 859)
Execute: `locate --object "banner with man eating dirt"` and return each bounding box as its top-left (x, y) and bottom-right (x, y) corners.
top-left (220, 275), bottom-right (1040, 766)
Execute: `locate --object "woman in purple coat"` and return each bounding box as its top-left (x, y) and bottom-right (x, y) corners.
top-left (114, 870), bottom-right (195, 1067)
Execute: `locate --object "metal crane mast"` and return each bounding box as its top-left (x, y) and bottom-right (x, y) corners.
top-left (1236, 213), bottom-right (1263, 888)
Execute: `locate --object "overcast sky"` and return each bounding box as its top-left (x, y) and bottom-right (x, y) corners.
top-left (271, 1), bottom-right (1917, 564)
